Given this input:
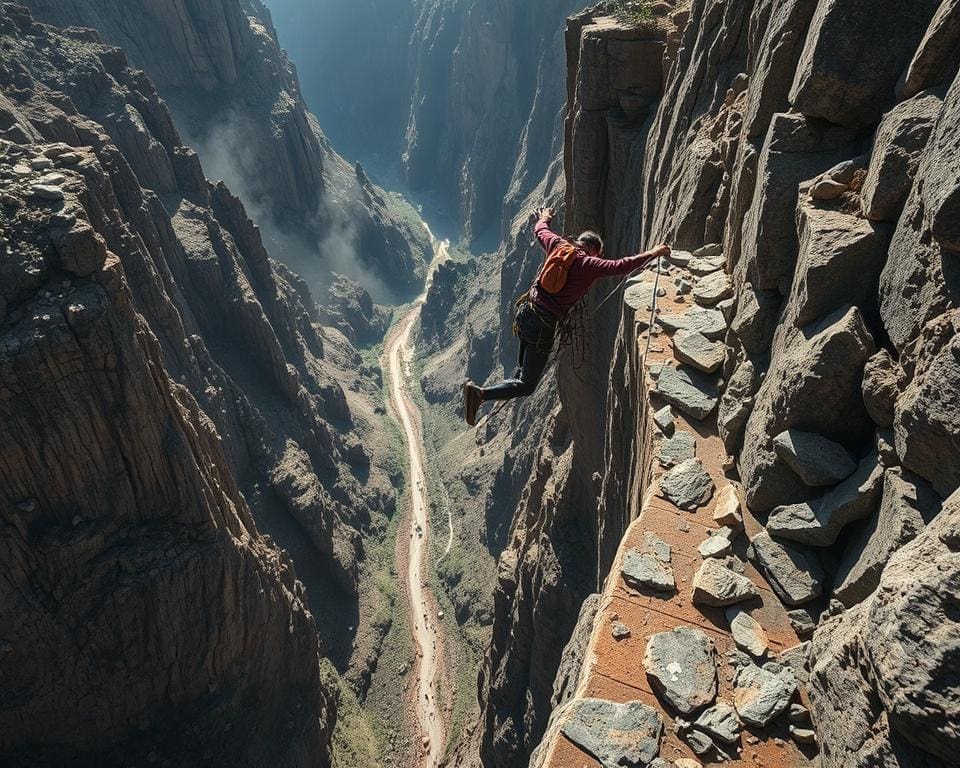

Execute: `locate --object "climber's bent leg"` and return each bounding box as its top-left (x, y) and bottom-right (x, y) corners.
top-left (481, 340), bottom-right (551, 401)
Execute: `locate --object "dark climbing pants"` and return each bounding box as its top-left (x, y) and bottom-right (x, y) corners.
top-left (482, 302), bottom-right (557, 402)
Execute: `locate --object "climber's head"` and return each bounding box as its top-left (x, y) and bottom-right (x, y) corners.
top-left (576, 230), bottom-right (603, 257)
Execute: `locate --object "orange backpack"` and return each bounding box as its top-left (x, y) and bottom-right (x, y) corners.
top-left (537, 240), bottom-right (578, 294)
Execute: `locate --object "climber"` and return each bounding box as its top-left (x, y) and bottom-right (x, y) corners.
top-left (462, 206), bottom-right (671, 426)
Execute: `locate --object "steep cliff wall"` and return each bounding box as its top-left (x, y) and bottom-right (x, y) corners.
top-left (0, 4), bottom-right (406, 762)
top-left (23, 0), bottom-right (430, 299)
top-left (266, 0), bottom-right (580, 245)
top-left (446, 0), bottom-right (960, 766)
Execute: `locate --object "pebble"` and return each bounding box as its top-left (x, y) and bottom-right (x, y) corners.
top-left (694, 700), bottom-right (741, 744)
top-left (30, 157), bottom-right (54, 170)
top-left (0, 192), bottom-right (21, 208)
top-left (692, 558), bottom-right (759, 607)
top-left (644, 531), bottom-right (672, 563)
top-left (789, 725), bottom-right (817, 744)
top-left (698, 534), bottom-right (733, 559)
top-left (13, 164), bottom-right (32, 177)
top-left (653, 405), bottom-right (675, 434)
top-left (38, 172), bottom-right (67, 186)
top-left (29, 184), bottom-right (64, 201)
top-left (611, 621), bottom-right (631, 639)
top-left (789, 703), bottom-right (809, 723)
top-left (712, 484), bottom-right (743, 528)
top-left (726, 607), bottom-right (770, 657)
top-left (57, 152), bottom-right (81, 165)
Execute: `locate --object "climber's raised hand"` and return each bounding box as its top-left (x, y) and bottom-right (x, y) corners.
top-left (649, 243), bottom-right (671, 260)
top-left (534, 206), bottom-right (554, 222)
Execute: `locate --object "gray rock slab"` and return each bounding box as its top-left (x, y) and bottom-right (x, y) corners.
top-left (643, 627), bottom-right (718, 715)
top-left (862, 91), bottom-right (942, 222)
top-left (561, 698), bottom-right (664, 768)
top-left (660, 458), bottom-right (714, 510)
top-left (659, 430), bottom-right (696, 468)
top-left (693, 243), bottom-right (723, 259)
top-left (674, 332), bottom-right (724, 374)
top-left (778, 642), bottom-right (811, 687)
top-left (622, 549), bottom-right (675, 593)
top-left (698, 534), bottom-right (732, 559)
top-left (669, 249), bottom-right (693, 267)
top-left (693, 271), bottom-right (733, 307)
top-left (750, 532), bottom-right (824, 606)
top-left (767, 453), bottom-right (884, 546)
top-left (772, 429), bottom-right (856, 487)
top-left (789, 0), bottom-right (939, 127)
top-left (644, 532), bottom-right (672, 564)
top-left (694, 700), bottom-right (741, 744)
top-left (29, 184), bottom-right (64, 200)
top-left (692, 558), bottom-right (760, 607)
top-left (687, 256), bottom-right (724, 276)
top-left (726, 607), bottom-right (769, 657)
top-left (624, 278), bottom-right (661, 312)
top-left (657, 307), bottom-right (728, 341)
top-left (833, 467), bottom-right (941, 606)
top-left (655, 366), bottom-right (719, 421)
top-left (733, 662), bottom-right (797, 727)
top-left (653, 405), bottom-right (674, 434)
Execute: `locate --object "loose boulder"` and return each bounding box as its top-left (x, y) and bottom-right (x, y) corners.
top-left (772, 429), bottom-right (857, 487)
top-left (561, 698), bottom-right (664, 768)
top-left (750, 532), bottom-right (824, 606)
top-left (643, 627), bottom-right (718, 715)
top-left (660, 458), bottom-right (715, 510)
top-left (789, 0), bottom-right (940, 127)
top-left (833, 468), bottom-right (941, 606)
top-left (733, 662), bottom-right (798, 727)
top-left (767, 453), bottom-right (884, 547)
top-left (692, 558), bottom-right (759, 607)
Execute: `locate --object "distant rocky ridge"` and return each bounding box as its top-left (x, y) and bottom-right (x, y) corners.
top-left (24, 0), bottom-right (431, 299)
top-left (268, 0), bottom-right (582, 244)
top-left (0, 3), bottom-right (407, 763)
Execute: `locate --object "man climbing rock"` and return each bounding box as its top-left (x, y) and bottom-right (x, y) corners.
top-left (463, 206), bottom-right (671, 425)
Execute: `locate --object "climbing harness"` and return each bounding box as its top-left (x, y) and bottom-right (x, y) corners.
top-left (474, 252), bottom-right (664, 433)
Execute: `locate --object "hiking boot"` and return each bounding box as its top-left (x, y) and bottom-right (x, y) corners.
top-left (463, 380), bottom-right (483, 426)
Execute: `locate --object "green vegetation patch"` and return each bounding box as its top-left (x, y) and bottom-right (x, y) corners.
top-left (607, 0), bottom-right (653, 23)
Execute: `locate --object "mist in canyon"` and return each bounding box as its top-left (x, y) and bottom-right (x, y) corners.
top-left (2, 1), bottom-right (959, 768)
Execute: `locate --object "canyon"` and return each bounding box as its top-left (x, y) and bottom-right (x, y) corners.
top-left (1, 0), bottom-right (959, 767)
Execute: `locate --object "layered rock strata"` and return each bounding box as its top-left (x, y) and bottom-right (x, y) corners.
top-left (0, 4), bottom-right (403, 762)
top-left (23, 0), bottom-right (430, 297)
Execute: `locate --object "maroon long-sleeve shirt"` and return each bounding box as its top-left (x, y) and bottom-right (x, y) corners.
top-left (529, 219), bottom-right (655, 318)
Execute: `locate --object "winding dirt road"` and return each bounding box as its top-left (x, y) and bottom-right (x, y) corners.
top-left (384, 232), bottom-right (450, 767)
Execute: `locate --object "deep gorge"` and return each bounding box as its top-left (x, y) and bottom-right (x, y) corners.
top-left (1, 1), bottom-right (959, 767)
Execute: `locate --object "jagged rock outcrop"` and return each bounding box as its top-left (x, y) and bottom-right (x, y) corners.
top-left (23, 0), bottom-right (430, 297)
top-left (0, 4), bottom-right (406, 762)
top-left (449, 0), bottom-right (960, 765)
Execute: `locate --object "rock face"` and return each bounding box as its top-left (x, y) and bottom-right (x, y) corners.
top-left (0, 5), bottom-right (412, 764)
top-left (421, 1), bottom-right (960, 766)
top-left (809, 489), bottom-right (960, 767)
top-left (24, 0), bottom-right (430, 297)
